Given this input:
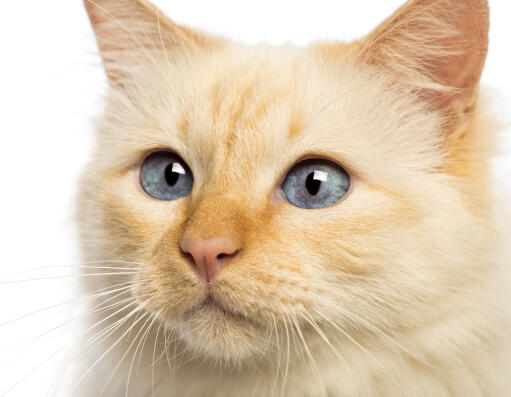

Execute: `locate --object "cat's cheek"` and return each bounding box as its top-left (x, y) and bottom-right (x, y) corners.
top-left (131, 261), bottom-right (207, 318)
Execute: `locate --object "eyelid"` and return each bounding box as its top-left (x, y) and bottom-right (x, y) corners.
top-left (276, 154), bottom-right (352, 189)
top-left (137, 147), bottom-right (194, 177)
top-left (138, 147), bottom-right (179, 168)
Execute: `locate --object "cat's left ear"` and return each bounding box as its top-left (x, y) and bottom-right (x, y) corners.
top-left (84, 0), bottom-right (220, 85)
top-left (352, 0), bottom-right (490, 131)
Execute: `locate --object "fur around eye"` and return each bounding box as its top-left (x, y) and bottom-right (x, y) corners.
top-left (140, 151), bottom-right (193, 200)
top-left (282, 159), bottom-right (350, 209)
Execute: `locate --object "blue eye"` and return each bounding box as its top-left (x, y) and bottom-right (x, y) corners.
top-left (140, 151), bottom-right (193, 201)
top-left (282, 159), bottom-right (350, 209)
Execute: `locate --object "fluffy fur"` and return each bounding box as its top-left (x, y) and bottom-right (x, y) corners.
top-left (76, 0), bottom-right (511, 395)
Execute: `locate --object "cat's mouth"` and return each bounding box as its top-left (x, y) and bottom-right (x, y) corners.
top-left (174, 292), bottom-right (267, 360)
top-left (181, 294), bottom-right (260, 328)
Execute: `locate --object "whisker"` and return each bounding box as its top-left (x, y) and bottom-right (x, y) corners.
top-left (280, 315), bottom-right (291, 397)
top-left (290, 311), bottom-right (323, 390)
top-left (0, 284), bottom-right (137, 353)
top-left (0, 279), bottom-right (141, 330)
top-left (0, 272), bottom-right (138, 285)
top-left (328, 303), bottom-right (437, 369)
top-left (151, 315), bottom-right (165, 397)
top-left (125, 311), bottom-right (162, 397)
top-left (84, 293), bottom-right (154, 350)
top-left (0, 338), bottom-right (71, 397)
top-left (0, 291), bottom-right (144, 396)
top-left (124, 312), bottom-right (153, 397)
top-left (0, 261), bottom-right (142, 281)
top-left (313, 308), bottom-right (407, 395)
top-left (41, 297), bottom-right (148, 395)
top-left (270, 312), bottom-right (281, 397)
top-left (70, 297), bottom-right (154, 391)
top-left (137, 302), bottom-right (170, 371)
top-left (96, 311), bottom-right (151, 397)
top-left (299, 310), bottom-right (341, 359)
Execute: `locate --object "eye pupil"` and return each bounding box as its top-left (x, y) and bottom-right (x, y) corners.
top-left (305, 172), bottom-right (321, 196)
top-left (165, 163), bottom-right (180, 186)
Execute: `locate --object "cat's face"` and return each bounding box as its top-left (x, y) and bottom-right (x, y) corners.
top-left (82, 0), bottom-right (492, 363)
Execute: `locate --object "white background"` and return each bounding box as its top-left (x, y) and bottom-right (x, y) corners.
top-left (0, 1), bottom-right (510, 395)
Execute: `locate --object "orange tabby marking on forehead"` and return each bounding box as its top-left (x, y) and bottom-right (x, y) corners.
top-left (206, 73), bottom-right (301, 146)
top-left (177, 110), bottom-right (190, 136)
top-left (287, 106), bottom-right (304, 139)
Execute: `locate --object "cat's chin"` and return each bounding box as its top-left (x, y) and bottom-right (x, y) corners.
top-left (174, 297), bottom-right (268, 363)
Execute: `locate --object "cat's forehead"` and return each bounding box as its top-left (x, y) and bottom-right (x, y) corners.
top-left (157, 48), bottom-right (313, 187)
top-left (111, 44), bottom-right (442, 193)
top-left (191, 56), bottom-right (303, 153)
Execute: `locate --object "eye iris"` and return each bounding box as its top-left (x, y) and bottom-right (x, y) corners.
top-left (140, 151), bottom-right (193, 201)
top-left (165, 163), bottom-right (180, 186)
top-left (305, 172), bottom-right (321, 196)
top-left (282, 158), bottom-right (349, 209)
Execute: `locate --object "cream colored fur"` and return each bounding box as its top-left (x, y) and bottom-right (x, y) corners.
top-left (75, 0), bottom-right (511, 396)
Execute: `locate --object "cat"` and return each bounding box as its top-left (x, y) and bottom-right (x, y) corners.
top-left (75, 0), bottom-right (511, 395)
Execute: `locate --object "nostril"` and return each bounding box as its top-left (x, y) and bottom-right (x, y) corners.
top-left (182, 251), bottom-right (195, 263)
top-left (217, 249), bottom-right (241, 261)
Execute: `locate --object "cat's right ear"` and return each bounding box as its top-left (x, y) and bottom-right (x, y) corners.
top-left (83, 0), bottom-right (220, 85)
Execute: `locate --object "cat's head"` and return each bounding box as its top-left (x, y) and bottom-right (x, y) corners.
top-left (81, 0), bottom-right (496, 364)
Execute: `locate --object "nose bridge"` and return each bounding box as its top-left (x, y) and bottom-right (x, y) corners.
top-left (183, 193), bottom-right (249, 245)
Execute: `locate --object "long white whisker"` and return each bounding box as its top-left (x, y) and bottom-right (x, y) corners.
top-left (94, 310), bottom-right (146, 397)
top-left (151, 316), bottom-right (165, 397)
top-left (290, 312), bottom-right (323, 390)
top-left (84, 293), bottom-right (154, 349)
top-left (71, 297), bottom-right (154, 392)
top-left (0, 261), bottom-right (142, 281)
top-left (270, 312), bottom-right (281, 397)
top-left (330, 303), bottom-right (437, 368)
top-left (126, 311), bottom-right (162, 397)
top-left (49, 297), bottom-right (150, 395)
top-left (0, 272), bottom-right (138, 285)
top-left (1, 294), bottom-right (139, 396)
top-left (124, 312), bottom-right (153, 397)
top-left (135, 319), bottom-right (156, 373)
top-left (96, 310), bottom-right (151, 397)
top-left (0, 279), bottom-right (141, 330)
top-left (299, 310), bottom-right (341, 359)
top-left (280, 315), bottom-right (291, 397)
top-left (1, 284), bottom-right (139, 354)
top-left (0, 339), bottom-right (71, 397)
top-left (313, 308), bottom-right (407, 395)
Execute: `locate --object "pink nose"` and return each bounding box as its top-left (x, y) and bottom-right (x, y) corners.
top-left (180, 236), bottom-right (241, 282)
